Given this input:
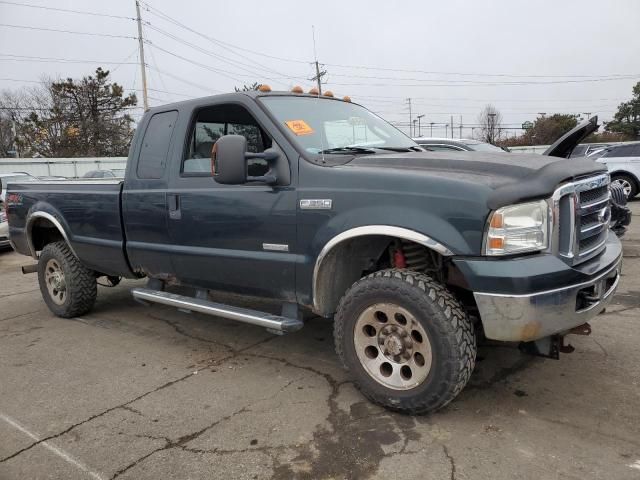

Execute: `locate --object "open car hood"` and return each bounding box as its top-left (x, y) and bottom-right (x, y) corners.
top-left (543, 116), bottom-right (599, 158)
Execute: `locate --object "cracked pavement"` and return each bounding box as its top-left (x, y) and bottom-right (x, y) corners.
top-left (1, 201), bottom-right (639, 480)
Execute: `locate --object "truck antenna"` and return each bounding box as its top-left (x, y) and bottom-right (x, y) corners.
top-left (310, 26), bottom-right (326, 95)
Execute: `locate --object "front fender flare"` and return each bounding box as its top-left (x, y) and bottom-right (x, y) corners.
top-left (312, 225), bottom-right (454, 315)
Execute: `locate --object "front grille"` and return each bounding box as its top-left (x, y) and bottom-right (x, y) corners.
top-left (554, 173), bottom-right (610, 265)
top-left (580, 186), bottom-right (608, 205)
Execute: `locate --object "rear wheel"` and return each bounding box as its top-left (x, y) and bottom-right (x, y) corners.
top-left (611, 174), bottom-right (638, 199)
top-left (334, 269), bottom-right (476, 414)
top-left (38, 241), bottom-right (97, 318)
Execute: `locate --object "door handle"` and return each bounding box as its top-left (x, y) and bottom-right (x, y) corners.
top-left (167, 193), bottom-right (181, 220)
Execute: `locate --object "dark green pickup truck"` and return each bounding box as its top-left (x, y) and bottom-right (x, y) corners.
top-left (6, 89), bottom-right (630, 414)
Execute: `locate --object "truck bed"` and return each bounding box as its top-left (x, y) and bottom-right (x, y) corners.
top-left (7, 180), bottom-right (133, 277)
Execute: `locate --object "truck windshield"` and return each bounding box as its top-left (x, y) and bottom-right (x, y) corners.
top-left (260, 96), bottom-right (417, 155)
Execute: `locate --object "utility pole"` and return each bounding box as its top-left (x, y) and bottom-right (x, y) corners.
top-left (135, 0), bottom-right (149, 111)
top-left (311, 61), bottom-right (327, 95)
top-left (10, 115), bottom-right (19, 158)
top-left (450, 115), bottom-right (454, 139)
top-left (459, 115), bottom-right (462, 139)
top-left (430, 122), bottom-right (434, 137)
top-left (445, 124), bottom-right (448, 138)
top-left (416, 114), bottom-right (424, 137)
top-left (406, 98), bottom-right (412, 137)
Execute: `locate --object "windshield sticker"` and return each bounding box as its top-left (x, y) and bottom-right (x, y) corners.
top-left (285, 120), bottom-right (314, 136)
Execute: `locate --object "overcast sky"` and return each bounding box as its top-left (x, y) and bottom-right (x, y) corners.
top-left (1, 0), bottom-right (638, 138)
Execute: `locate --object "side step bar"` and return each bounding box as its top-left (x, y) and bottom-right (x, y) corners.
top-left (132, 288), bottom-right (304, 333)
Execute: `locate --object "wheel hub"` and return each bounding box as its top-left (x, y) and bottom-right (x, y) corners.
top-left (44, 258), bottom-right (67, 305)
top-left (379, 325), bottom-right (413, 361)
top-left (353, 303), bottom-right (433, 391)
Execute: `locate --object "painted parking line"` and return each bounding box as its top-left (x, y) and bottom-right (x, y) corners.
top-left (0, 413), bottom-right (104, 480)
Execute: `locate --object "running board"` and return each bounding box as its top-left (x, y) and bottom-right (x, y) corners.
top-left (131, 288), bottom-right (304, 333)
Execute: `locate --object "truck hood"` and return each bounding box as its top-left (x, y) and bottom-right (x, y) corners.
top-left (543, 116), bottom-right (599, 158)
top-left (345, 150), bottom-right (607, 209)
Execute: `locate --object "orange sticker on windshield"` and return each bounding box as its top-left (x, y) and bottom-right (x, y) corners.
top-left (285, 120), bottom-right (314, 136)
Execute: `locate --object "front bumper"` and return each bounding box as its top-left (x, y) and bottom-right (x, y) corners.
top-left (454, 234), bottom-right (622, 342)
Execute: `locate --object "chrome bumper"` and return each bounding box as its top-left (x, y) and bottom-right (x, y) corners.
top-left (474, 256), bottom-right (622, 341)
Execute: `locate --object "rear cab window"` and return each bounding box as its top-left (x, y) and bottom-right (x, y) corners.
top-left (137, 110), bottom-right (179, 179)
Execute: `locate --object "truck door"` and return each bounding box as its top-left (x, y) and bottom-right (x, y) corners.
top-left (122, 110), bottom-right (177, 276)
top-left (166, 101), bottom-right (297, 301)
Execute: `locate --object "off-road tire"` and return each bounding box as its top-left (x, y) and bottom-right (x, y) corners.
top-left (334, 269), bottom-right (476, 414)
top-left (37, 241), bottom-right (97, 318)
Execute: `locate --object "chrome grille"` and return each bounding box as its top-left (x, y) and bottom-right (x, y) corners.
top-left (552, 173), bottom-right (610, 265)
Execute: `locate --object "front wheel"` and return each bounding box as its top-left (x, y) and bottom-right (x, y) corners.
top-left (37, 241), bottom-right (97, 318)
top-left (334, 269), bottom-right (476, 414)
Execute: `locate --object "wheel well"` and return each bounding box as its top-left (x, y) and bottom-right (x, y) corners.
top-left (313, 235), bottom-right (455, 317)
top-left (29, 217), bottom-right (65, 254)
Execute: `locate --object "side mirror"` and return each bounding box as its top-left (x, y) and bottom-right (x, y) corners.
top-left (213, 134), bottom-right (279, 185)
top-left (213, 135), bottom-right (248, 185)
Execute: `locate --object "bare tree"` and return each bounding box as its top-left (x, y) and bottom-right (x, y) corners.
top-left (477, 104), bottom-right (503, 145)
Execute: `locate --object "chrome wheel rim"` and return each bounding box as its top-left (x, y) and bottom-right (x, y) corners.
top-left (45, 258), bottom-right (67, 305)
top-left (353, 303), bottom-right (433, 391)
top-left (612, 178), bottom-right (632, 198)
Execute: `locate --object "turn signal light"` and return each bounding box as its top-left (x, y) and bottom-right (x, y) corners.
top-left (323, 91), bottom-right (334, 97)
top-left (258, 84), bottom-right (272, 92)
top-left (308, 87), bottom-right (319, 95)
top-left (291, 85), bottom-right (303, 93)
top-left (488, 237), bottom-right (504, 250)
top-left (490, 212), bottom-right (504, 229)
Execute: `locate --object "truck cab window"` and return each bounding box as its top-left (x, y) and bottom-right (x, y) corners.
top-left (137, 110), bottom-right (178, 179)
top-left (183, 104), bottom-right (272, 176)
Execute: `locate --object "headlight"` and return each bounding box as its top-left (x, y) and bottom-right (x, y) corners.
top-left (485, 200), bottom-right (549, 255)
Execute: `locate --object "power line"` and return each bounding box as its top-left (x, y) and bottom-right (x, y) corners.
top-left (0, 0), bottom-right (135, 20)
top-left (0, 53), bottom-right (137, 65)
top-left (327, 71), bottom-right (640, 85)
top-left (0, 77), bottom-right (42, 83)
top-left (0, 105), bottom-right (143, 111)
top-left (145, 42), bottom-right (246, 84)
top-left (143, 22), bottom-right (305, 85)
top-left (148, 88), bottom-right (193, 98)
top-left (0, 23), bottom-right (136, 39)
top-left (139, 1), bottom-right (309, 65)
top-left (326, 76), bottom-right (639, 88)
top-left (145, 64), bottom-right (221, 94)
top-left (324, 61), bottom-right (638, 80)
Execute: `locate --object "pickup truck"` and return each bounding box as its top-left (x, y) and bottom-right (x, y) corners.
top-left (6, 88), bottom-right (630, 414)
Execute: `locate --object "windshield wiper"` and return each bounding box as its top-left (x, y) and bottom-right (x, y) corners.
top-left (319, 146), bottom-right (377, 155)
top-left (374, 146), bottom-right (422, 152)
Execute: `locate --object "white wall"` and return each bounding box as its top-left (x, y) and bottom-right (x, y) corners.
top-left (0, 158), bottom-right (127, 178)
top-left (508, 145), bottom-right (551, 154)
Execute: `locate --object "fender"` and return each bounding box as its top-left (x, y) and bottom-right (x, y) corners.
top-left (26, 210), bottom-right (78, 259)
top-left (312, 225), bottom-right (454, 315)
